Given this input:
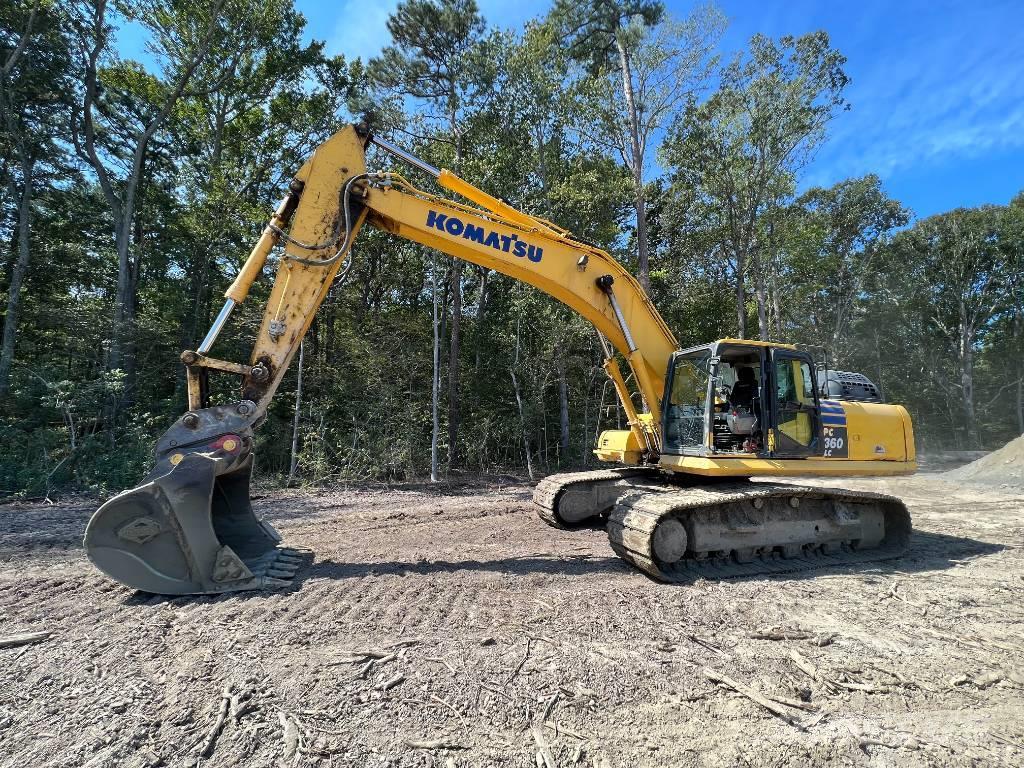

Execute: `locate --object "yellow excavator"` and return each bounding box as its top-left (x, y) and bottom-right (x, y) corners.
top-left (84, 124), bottom-right (915, 594)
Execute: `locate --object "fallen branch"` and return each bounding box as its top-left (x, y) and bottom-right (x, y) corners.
top-left (404, 738), bottom-right (467, 750)
top-left (703, 669), bottom-right (805, 730)
top-left (540, 691), bottom-right (560, 722)
top-left (507, 637), bottom-right (532, 683)
top-left (358, 652), bottom-right (396, 679)
top-left (279, 711), bottom-right (300, 762)
top-left (229, 688), bottom-right (253, 721)
top-left (196, 685), bottom-right (233, 757)
top-left (430, 693), bottom-right (462, 718)
top-left (790, 649), bottom-right (841, 694)
top-left (424, 656), bottom-right (457, 674)
top-left (991, 731), bottom-right (1024, 751)
top-left (888, 582), bottom-right (924, 609)
top-left (376, 674), bottom-right (405, 691)
top-left (0, 631), bottom-right (52, 649)
top-left (479, 681), bottom-right (512, 700)
top-left (790, 649), bottom-right (888, 694)
top-left (858, 735), bottom-right (901, 750)
top-left (688, 635), bottom-right (730, 660)
top-left (389, 638), bottom-right (422, 649)
top-left (531, 724), bottom-right (557, 768)
top-left (764, 692), bottom-right (817, 712)
top-left (747, 629), bottom-right (812, 641)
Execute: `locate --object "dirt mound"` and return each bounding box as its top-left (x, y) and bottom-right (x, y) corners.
top-left (945, 433), bottom-right (1024, 488)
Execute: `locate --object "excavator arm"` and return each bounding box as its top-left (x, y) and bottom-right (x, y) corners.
top-left (84, 124), bottom-right (679, 594)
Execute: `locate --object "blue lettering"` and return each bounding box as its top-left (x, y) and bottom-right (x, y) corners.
top-left (426, 210), bottom-right (447, 231)
top-left (426, 210), bottom-right (542, 263)
top-left (463, 223), bottom-right (485, 243)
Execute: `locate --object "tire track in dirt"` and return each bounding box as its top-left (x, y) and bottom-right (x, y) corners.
top-left (5, 476), bottom-right (1022, 768)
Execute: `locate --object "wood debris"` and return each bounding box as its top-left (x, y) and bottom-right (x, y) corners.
top-left (788, 648), bottom-right (888, 694)
top-left (0, 630), bottom-right (51, 649)
top-left (543, 720), bottom-right (591, 740)
top-left (196, 685), bottom-right (233, 757)
top-left (703, 668), bottom-right (806, 730)
top-left (532, 724), bottom-right (558, 768)
top-left (278, 711), bottom-right (300, 762)
top-left (404, 737), bottom-right (467, 750)
top-left (376, 673), bottom-right (405, 691)
top-left (688, 634), bottom-right (731, 660)
top-left (747, 628), bottom-right (812, 641)
top-left (507, 637), bottom-right (532, 683)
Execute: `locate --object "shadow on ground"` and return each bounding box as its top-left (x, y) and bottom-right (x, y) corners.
top-left (117, 528), bottom-right (1005, 607)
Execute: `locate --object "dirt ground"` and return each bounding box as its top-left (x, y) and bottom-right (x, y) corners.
top-left (1, 470), bottom-right (1022, 768)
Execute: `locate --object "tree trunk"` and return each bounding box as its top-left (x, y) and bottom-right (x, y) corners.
top-left (474, 267), bottom-right (488, 372)
top-left (1017, 377), bottom-right (1023, 437)
top-left (0, 156), bottom-right (33, 395)
top-left (511, 316), bottom-right (533, 479)
top-left (733, 251), bottom-right (747, 339)
top-left (770, 269), bottom-right (783, 341)
top-left (557, 354), bottom-right (570, 460)
top-left (1016, 310), bottom-right (1024, 435)
top-left (448, 260), bottom-right (462, 466)
top-left (430, 256), bottom-right (440, 483)
top-left (750, 249), bottom-right (770, 340)
top-left (287, 339), bottom-right (305, 486)
top-left (615, 36), bottom-right (650, 291)
top-left (960, 327), bottom-right (977, 449)
top-left (447, 129), bottom-right (464, 467)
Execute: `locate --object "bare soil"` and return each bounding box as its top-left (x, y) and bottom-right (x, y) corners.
top-left (1, 472), bottom-right (1022, 767)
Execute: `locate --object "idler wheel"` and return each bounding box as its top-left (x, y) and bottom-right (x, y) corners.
top-left (651, 518), bottom-right (688, 565)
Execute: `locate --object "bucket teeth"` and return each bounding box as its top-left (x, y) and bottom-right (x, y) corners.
top-left (261, 577), bottom-right (292, 588)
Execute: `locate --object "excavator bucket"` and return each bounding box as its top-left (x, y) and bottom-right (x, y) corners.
top-left (84, 404), bottom-right (303, 595)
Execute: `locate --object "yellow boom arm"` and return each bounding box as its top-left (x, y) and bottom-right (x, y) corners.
top-left (191, 124), bottom-right (678, 459)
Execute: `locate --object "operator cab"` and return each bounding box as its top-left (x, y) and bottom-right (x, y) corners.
top-left (662, 340), bottom-right (824, 458)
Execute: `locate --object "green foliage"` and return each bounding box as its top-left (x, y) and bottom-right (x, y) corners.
top-left (1, 2), bottom-right (1022, 502)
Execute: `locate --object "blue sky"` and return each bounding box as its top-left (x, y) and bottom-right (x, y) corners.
top-left (121, 0), bottom-right (1024, 220)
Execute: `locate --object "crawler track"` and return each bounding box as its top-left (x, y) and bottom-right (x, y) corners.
top-left (607, 482), bottom-right (912, 582)
top-left (532, 468), bottom-right (658, 528)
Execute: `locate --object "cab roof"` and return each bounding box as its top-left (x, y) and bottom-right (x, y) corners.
top-left (716, 338), bottom-right (797, 350)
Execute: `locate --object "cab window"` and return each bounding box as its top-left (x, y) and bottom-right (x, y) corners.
top-left (775, 357), bottom-right (817, 452)
top-left (664, 352), bottom-right (711, 452)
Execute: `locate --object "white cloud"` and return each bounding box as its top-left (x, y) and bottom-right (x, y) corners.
top-left (806, 2), bottom-right (1024, 189)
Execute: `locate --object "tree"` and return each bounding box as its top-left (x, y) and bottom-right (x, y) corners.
top-left (70, 0), bottom-right (228, 397)
top-left (169, 0), bottom-right (354, 358)
top-left (662, 31), bottom-right (849, 339)
top-left (0, 0), bottom-right (75, 394)
top-left (776, 174), bottom-right (908, 353)
top-left (370, 0), bottom-right (493, 473)
top-left (883, 206), bottom-right (1022, 448)
top-left (549, 1), bottom-right (723, 291)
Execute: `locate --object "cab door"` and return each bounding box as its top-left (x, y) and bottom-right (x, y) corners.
top-left (769, 350), bottom-right (821, 457)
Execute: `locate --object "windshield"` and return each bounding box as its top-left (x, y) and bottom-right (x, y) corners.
top-left (664, 352), bottom-right (711, 452)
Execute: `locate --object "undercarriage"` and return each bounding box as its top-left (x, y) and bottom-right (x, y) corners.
top-left (534, 469), bottom-right (911, 581)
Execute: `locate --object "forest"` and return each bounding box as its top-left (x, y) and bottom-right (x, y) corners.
top-left (1, 0), bottom-right (1022, 498)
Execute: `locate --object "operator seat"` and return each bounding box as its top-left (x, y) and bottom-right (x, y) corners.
top-left (729, 366), bottom-right (759, 410)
